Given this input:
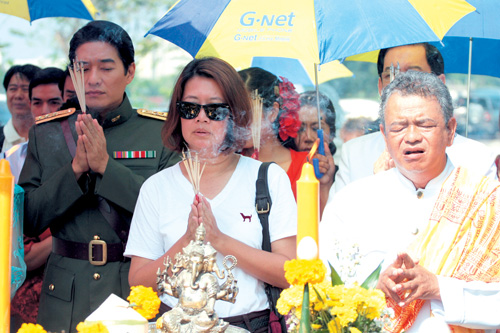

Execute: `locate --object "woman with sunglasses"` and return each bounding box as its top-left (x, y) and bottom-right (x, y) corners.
top-left (124, 57), bottom-right (297, 332)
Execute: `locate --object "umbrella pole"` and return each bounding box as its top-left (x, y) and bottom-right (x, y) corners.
top-left (465, 37), bottom-right (473, 138)
top-left (314, 64), bottom-right (321, 127)
top-left (313, 64), bottom-right (325, 179)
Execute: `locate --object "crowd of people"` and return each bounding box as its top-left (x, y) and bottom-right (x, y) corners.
top-left (2, 19), bottom-right (500, 333)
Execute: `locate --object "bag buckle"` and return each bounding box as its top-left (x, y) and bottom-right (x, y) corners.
top-left (89, 239), bottom-right (107, 266)
top-left (256, 202), bottom-right (270, 214)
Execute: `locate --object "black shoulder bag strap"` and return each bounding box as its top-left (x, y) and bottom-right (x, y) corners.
top-left (256, 162), bottom-right (287, 333)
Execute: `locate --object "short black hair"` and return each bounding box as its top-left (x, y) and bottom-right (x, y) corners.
top-left (29, 67), bottom-right (65, 100)
top-left (377, 43), bottom-right (444, 78)
top-left (3, 64), bottom-right (41, 90)
top-left (69, 20), bottom-right (134, 74)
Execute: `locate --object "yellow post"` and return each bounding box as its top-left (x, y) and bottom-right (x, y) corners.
top-left (0, 159), bottom-right (13, 332)
top-left (296, 161), bottom-right (319, 260)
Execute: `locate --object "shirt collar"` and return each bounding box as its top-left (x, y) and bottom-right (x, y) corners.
top-left (96, 94), bottom-right (133, 129)
top-left (395, 156), bottom-right (454, 192)
top-left (2, 118), bottom-right (26, 149)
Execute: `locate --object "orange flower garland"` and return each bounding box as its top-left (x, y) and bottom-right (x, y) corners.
top-left (127, 285), bottom-right (161, 320)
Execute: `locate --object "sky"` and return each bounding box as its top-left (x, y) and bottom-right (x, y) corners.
top-left (0, 13), bottom-right (192, 81)
top-left (1, 14), bottom-right (55, 62)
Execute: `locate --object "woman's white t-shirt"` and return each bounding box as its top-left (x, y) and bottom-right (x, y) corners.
top-left (125, 155), bottom-right (297, 316)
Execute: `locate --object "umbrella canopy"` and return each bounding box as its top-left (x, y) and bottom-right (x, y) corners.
top-left (433, 37), bottom-right (500, 78)
top-left (0, 0), bottom-right (98, 22)
top-left (346, 0), bottom-right (500, 138)
top-left (146, 0), bottom-right (474, 69)
top-left (431, 0), bottom-right (500, 78)
top-left (349, 0), bottom-right (500, 78)
top-left (248, 57), bottom-right (353, 87)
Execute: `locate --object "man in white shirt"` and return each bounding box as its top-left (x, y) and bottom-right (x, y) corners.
top-left (320, 71), bottom-right (500, 332)
top-left (2, 67), bottom-right (65, 183)
top-left (0, 64), bottom-right (41, 153)
top-left (332, 43), bottom-right (497, 197)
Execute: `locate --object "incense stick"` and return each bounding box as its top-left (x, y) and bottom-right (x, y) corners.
top-left (69, 59), bottom-right (86, 113)
top-left (182, 149), bottom-right (206, 195)
top-left (251, 90), bottom-right (263, 159)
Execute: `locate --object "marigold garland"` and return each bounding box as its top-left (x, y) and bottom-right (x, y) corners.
top-left (16, 323), bottom-right (47, 333)
top-left (284, 259), bottom-right (326, 285)
top-left (278, 259), bottom-right (391, 332)
top-left (76, 321), bottom-right (109, 333)
top-left (127, 285), bottom-right (161, 320)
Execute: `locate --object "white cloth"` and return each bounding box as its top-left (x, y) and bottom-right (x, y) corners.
top-left (1, 142), bottom-right (28, 184)
top-left (125, 156), bottom-right (297, 317)
top-left (331, 132), bottom-right (497, 198)
top-left (320, 160), bottom-right (499, 332)
top-left (1, 119), bottom-right (27, 153)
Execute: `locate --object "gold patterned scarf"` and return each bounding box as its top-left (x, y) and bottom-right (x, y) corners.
top-left (387, 167), bottom-right (500, 333)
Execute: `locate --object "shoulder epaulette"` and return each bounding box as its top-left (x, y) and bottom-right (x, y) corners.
top-left (137, 108), bottom-right (167, 121)
top-left (35, 108), bottom-right (76, 125)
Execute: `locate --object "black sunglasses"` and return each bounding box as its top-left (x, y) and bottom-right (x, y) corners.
top-left (176, 101), bottom-right (231, 121)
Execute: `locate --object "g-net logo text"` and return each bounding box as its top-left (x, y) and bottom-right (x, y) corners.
top-left (235, 11), bottom-right (295, 42)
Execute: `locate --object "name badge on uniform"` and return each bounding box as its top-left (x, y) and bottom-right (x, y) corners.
top-left (113, 151), bottom-right (156, 159)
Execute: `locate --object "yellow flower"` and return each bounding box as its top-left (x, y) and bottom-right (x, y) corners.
top-left (360, 288), bottom-right (386, 320)
top-left (277, 284), bottom-right (304, 315)
top-left (327, 317), bottom-right (342, 333)
top-left (127, 285), bottom-right (161, 320)
top-left (278, 259), bottom-right (389, 332)
top-left (284, 259), bottom-right (326, 285)
top-left (76, 321), bottom-right (109, 333)
top-left (17, 323), bottom-right (47, 333)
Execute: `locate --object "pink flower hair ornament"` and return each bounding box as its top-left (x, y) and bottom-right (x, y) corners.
top-left (277, 76), bottom-right (301, 141)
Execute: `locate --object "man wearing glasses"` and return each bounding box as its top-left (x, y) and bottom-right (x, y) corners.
top-left (331, 43), bottom-right (497, 196)
top-left (19, 20), bottom-right (179, 332)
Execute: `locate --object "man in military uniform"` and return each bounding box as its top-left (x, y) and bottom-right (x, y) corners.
top-left (19, 20), bottom-right (179, 332)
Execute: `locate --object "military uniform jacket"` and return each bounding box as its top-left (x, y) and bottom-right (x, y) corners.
top-left (19, 95), bottom-right (179, 332)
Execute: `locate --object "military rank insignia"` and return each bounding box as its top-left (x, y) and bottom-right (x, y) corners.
top-left (113, 151), bottom-right (156, 159)
top-left (35, 108), bottom-right (76, 124)
top-left (137, 109), bottom-right (167, 121)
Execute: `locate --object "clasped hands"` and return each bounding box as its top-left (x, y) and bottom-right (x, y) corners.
top-left (187, 195), bottom-right (223, 246)
top-left (72, 114), bottom-right (109, 178)
top-left (376, 253), bottom-right (441, 307)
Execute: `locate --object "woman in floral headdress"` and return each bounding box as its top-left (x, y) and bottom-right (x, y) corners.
top-left (239, 68), bottom-right (335, 213)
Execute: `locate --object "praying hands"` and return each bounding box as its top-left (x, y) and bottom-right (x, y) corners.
top-left (72, 113), bottom-right (109, 179)
top-left (377, 253), bottom-right (441, 307)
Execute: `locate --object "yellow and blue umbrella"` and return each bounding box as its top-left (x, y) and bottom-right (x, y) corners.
top-left (146, 0), bottom-right (475, 68)
top-left (434, 0), bottom-right (500, 78)
top-left (348, 0), bottom-right (499, 78)
top-left (0, 0), bottom-right (98, 23)
top-left (146, 0), bottom-right (474, 178)
top-left (245, 57), bottom-right (353, 87)
top-left (347, 0), bottom-right (498, 136)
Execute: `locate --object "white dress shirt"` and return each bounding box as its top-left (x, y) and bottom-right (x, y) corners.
top-left (1, 119), bottom-right (27, 153)
top-left (320, 160), bottom-right (500, 332)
